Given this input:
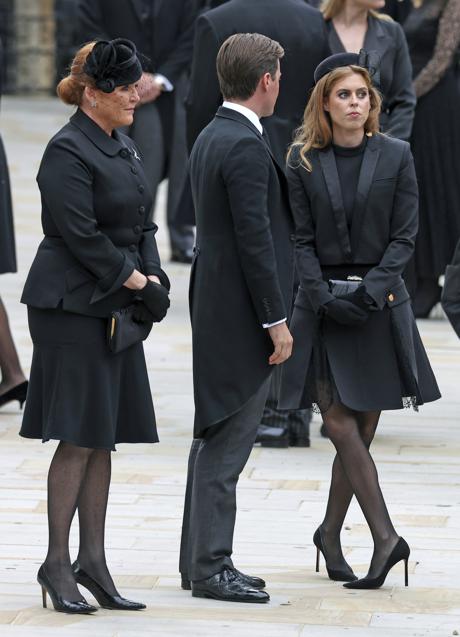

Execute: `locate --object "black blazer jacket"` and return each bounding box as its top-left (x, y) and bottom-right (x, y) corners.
top-left (190, 106), bottom-right (294, 435)
top-left (287, 133), bottom-right (418, 314)
top-left (326, 16), bottom-right (416, 140)
top-left (77, 0), bottom-right (196, 84)
top-left (21, 109), bottom-right (169, 317)
top-left (186, 0), bottom-right (329, 164)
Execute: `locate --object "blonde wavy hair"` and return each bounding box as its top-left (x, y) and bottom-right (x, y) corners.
top-left (287, 66), bottom-right (382, 172)
top-left (320, 0), bottom-right (393, 20)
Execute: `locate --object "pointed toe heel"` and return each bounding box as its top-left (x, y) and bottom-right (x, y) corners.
top-left (72, 561), bottom-right (146, 610)
top-left (0, 380), bottom-right (28, 409)
top-left (37, 565), bottom-right (97, 614)
top-left (343, 537), bottom-right (410, 590)
top-left (313, 526), bottom-right (357, 582)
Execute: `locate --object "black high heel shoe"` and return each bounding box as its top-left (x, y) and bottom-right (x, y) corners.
top-left (0, 380), bottom-right (28, 409)
top-left (343, 537), bottom-right (410, 589)
top-left (37, 565), bottom-right (97, 614)
top-left (313, 526), bottom-right (357, 582)
top-left (72, 561), bottom-right (146, 610)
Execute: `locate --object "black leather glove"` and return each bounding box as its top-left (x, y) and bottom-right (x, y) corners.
top-left (137, 280), bottom-right (170, 323)
top-left (324, 298), bottom-right (368, 326)
top-left (341, 286), bottom-right (376, 312)
top-left (132, 301), bottom-right (155, 324)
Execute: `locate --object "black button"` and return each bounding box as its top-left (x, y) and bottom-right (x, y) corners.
top-left (128, 244), bottom-right (136, 252)
top-left (138, 184), bottom-right (145, 193)
top-left (131, 167), bottom-right (138, 174)
top-left (133, 225), bottom-right (142, 234)
top-left (138, 205), bottom-right (146, 215)
top-left (290, 234), bottom-right (295, 241)
top-left (119, 148), bottom-right (129, 158)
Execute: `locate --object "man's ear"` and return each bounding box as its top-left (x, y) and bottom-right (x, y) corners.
top-left (261, 72), bottom-right (271, 92)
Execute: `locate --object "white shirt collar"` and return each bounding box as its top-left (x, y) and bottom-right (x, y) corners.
top-left (222, 101), bottom-right (263, 134)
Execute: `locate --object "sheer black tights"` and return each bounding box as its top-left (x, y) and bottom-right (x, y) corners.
top-left (321, 404), bottom-right (399, 578)
top-left (0, 297), bottom-right (25, 394)
top-left (43, 442), bottom-right (118, 601)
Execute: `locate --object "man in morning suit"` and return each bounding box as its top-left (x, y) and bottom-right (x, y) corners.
top-left (77, 0), bottom-right (197, 263)
top-left (184, 0), bottom-right (329, 448)
top-left (180, 34), bottom-right (294, 603)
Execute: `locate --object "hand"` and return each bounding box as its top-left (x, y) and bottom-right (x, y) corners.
top-left (325, 298), bottom-right (368, 326)
top-left (268, 322), bottom-right (293, 365)
top-left (341, 286), bottom-right (375, 312)
top-left (123, 269), bottom-right (148, 290)
top-left (138, 280), bottom-right (170, 322)
top-left (137, 72), bottom-right (163, 104)
top-left (148, 275), bottom-right (161, 285)
top-left (132, 302), bottom-right (154, 324)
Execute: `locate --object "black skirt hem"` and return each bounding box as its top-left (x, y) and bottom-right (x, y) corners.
top-left (19, 431), bottom-right (159, 451)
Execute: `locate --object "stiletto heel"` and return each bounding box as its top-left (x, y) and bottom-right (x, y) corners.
top-left (37, 565), bottom-right (97, 614)
top-left (344, 537), bottom-right (410, 590)
top-left (72, 561), bottom-right (146, 610)
top-left (0, 380), bottom-right (28, 409)
top-left (313, 526), bottom-right (357, 582)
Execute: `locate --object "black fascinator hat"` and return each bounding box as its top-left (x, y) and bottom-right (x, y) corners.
top-left (314, 49), bottom-right (381, 88)
top-left (83, 38), bottom-right (143, 93)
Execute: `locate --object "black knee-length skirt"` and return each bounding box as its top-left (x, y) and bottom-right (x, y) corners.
top-left (20, 306), bottom-right (159, 450)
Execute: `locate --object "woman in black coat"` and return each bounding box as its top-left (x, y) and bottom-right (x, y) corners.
top-left (280, 53), bottom-right (440, 589)
top-left (19, 39), bottom-right (170, 613)
top-left (321, 0), bottom-right (416, 140)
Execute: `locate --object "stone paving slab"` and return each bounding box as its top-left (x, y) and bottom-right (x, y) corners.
top-left (0, 97), bottom-right (459, 636)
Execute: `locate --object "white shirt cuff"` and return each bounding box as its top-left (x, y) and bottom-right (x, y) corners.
top-left (263, 318), bottom-right (287, 329)
top-left (154, 74), bottom-right (174, 92)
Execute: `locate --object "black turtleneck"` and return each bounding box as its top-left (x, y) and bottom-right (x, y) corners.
top-left (333, 135), bottom-right (368, 226)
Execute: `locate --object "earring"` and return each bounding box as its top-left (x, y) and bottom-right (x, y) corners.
top-left (91, 100), bottom-right (97, 108)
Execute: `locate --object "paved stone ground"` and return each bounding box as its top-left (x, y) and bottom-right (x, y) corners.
top-left (0, 97), bottom-right (459, 637)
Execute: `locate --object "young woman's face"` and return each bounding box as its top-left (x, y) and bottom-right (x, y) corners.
top-left (324, 72), bottom-right (371, 135)
top-left (95, 82), bottom-right (140, 130)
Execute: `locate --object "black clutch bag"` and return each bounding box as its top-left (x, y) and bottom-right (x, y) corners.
top-left (107, 305), bottom-right (153, 354)
top-left (328, 276), bottom-right (363, 297)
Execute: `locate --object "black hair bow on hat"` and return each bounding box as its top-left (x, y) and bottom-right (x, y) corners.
top-left (83, 38), bottom-right (143, 93)
top-left (314, 49), bottom-right (381, 89)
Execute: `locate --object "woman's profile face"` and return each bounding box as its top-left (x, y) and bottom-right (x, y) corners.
top-left (324, 72), bottom-right (371, 134)
top-left (94, 82), bottom-right (140, 130)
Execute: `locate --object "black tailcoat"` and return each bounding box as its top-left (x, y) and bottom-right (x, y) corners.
top-left (279, 134), bottom-right (440, 411)
top-left (326, 16), bottom-right (416, 140)
top-left (190, 107), bottom-right (294, 435)
top-left (186, 0), bottom-right (329, 164)
top-left (21, 109), bottom-right (169, 317)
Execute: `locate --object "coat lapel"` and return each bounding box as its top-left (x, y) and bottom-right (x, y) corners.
top-left (319, 147), bottom-right (352, 262)
top-left (350, 134), bottom-right (381, 254)
top-left (129, 0), bottom-right (147, 25)
top-left (153, 0), bottom-right (165, 18)
top-left (363, 15), bottom-right (388, 58)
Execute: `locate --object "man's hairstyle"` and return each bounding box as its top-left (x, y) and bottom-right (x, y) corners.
top-left (216, 33), bottom-right (284, 101)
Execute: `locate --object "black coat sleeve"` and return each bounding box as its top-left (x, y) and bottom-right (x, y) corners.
top-left (77, 0), bottom-right (109, 42)
top-left (38, 139), bottom-right (134, 303)
top-left (286, 155), bottom-right (335, 313)
top-left (363, 143), bottom-right (418, 308)
top-left (139, 219), bottom-right (170, 289)
top-left (186, 14), bottom-right (221, 151)
top-left (222, 137), bottom-right (287, 325)
top-left (156, 0), bottom-right (197, 84)
top-left (384, 24), bottom-right (416, 141)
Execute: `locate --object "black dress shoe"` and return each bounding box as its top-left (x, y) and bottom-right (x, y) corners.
top-left (182, 568), bottom-right (265, 591)
top-left (313, 527), bottom-right (357, 582)
top-left (37, 565), bottom-right (97, 614)
top-left (192, 568), bottom-right (270, 603)
top-left (170, 248), bottom-right (193, 264)
top-left (343, 537), bottom-right (410, 589)
top-left (72, 561), bottom-right (146, 610)
top-left (0, 380), bottom-right (28, 409)
top-left (254, 424), bottom-right (289, 448)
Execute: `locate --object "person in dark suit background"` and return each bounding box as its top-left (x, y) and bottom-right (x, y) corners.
top-left (321, 0), bottom-right (416, 141)
top-left (180, 33), bottom-right (294, 603)
top-left (185, 0), bottom-right (329, 448)
top-left (77, 0), bottom-right (197, 263)
top-left (19, 39), bottom-right (170, 614)
top-left (279, 53), bottom-right (440, 588)
top-left (0, 36), bottom-right (28, 410)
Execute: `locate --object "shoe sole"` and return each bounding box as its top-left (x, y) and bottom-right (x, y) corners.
top-left (258, 440), bottom-right (289, 448)
top-left (192, 590), bottom-right (269, 603)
